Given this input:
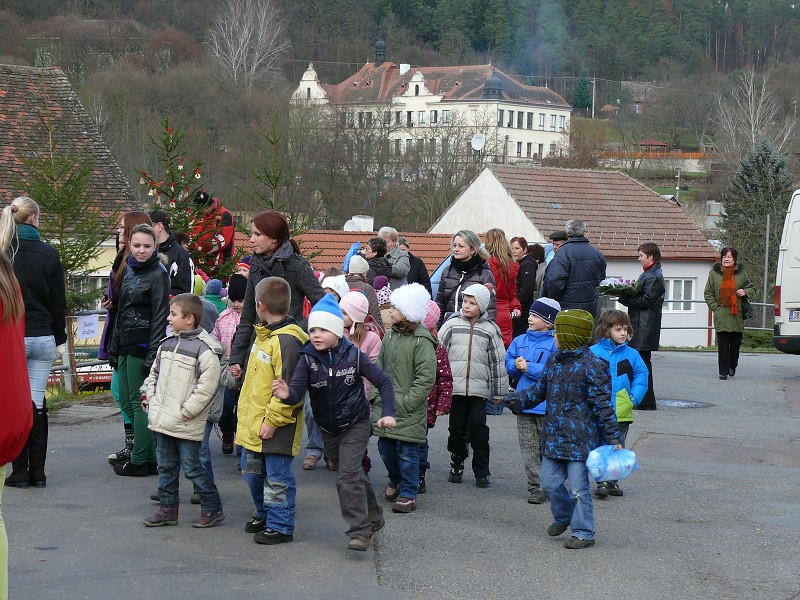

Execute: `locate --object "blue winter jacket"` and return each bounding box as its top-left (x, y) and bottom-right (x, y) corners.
top-left (515, 346), bottom-right (619, 461)
top-left (590, 338), bottom-right (648, 423)
top-left (504, 329), bottom-right (557, 415)
top-left (284, 337), bottom-right (395, 435)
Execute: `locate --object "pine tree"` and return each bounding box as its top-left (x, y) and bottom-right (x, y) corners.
top-left (720, 139), bottom-right (792, 303)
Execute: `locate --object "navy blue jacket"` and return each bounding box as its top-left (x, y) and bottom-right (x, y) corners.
top-left (545, 237), bottom-right (606, 316)
top-left (285, 336), bottom-right (395, 435)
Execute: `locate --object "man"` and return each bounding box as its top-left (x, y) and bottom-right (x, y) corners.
top-left (363, 237), bottom-right (393, 285)
top-left (378, 226), bottom-right (410, 290)
top-left (397, 236), bottom-right (431, 296)
top-left (545, 220), bottom-right (606, 317)
top-left (149, 210), bottom-right (194, 295)
top-left (190, 190), bottom-right (235, 277)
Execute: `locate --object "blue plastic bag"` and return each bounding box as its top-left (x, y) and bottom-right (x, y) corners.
top-left (585, 445), bottom-right (638, 482)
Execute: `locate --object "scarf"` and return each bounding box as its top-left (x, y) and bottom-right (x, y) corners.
top-left (719, 265), bottom-right (738, 315)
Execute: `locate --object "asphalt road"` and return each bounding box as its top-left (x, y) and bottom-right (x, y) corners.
top-left (6, 351), bottom-right (800, 600)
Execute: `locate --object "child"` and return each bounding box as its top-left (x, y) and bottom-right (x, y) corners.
top-left (235, 277), bottom-right (308, 545)
top-left (143, 293), bottom-right (224, 528)
top-left (506, 309), bottom-right (621, 549)
top-left (439, 284), bottom-right (508, 488)
top-left (371, 283), bottom-right (436, 514)
top-left (504, 297), bottom-right (561, 504)
top-left (589, 309), bottom-right (648, 499)
top-left (418, 300), bottom-right (453, 494)
top-left (272, 295), bottom-right (397, 552)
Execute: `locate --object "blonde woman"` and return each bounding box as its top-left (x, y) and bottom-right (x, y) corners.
top-left (1, 197), bottom-right (67, 489)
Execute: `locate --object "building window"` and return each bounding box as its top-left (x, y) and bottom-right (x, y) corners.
top-left (443, 110), bottom-right (450, 124)
top-left (559, 115), bottom-right (566, 130)
top-left (406, 138), bottom-right (412, 153)
top-left (418, 110), bottom-right (426, 125)
top-left (366, 112), bottom-right (373, 128)
top-left (538, 143), bottom-right (544, 157)
top-left (527, 112), bottom-right (533, 129)
top-left (430, 138), bottom-right (437, 154)
top-left (407, 111), bottom-right (413, 127)
top-left (665, 279), bottom-right (695, 312)
top-left (517, 112), bottom-right (523, 128)
top-left (395, 111), bottom-right (401, 125)
top-left (516, 142), bottom-right (522, 157)
top-left (498, 109), bottom-right (504, 127)
top-left (395, 139), bottom-right (401, 155)
top-left (526, 142), bottom-right (532, 157)
top-left (507, 110), bottom-right (514, 127)
top-left (550, 114), bottom-right (556, 130)
top-left (431, 110), bottom-right (438, 124)
top-left (538, 113), bottom-right (545, 129)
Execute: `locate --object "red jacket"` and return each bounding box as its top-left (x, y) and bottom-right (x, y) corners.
top-left (488, 255), bottom-right (522, 348)
top-left (0, 304), bottom-right (32, 465)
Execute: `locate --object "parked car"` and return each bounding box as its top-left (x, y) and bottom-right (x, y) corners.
top-left (773, 189), bottom-right (800, 354)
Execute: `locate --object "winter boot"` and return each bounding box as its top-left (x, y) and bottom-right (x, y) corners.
top-left (28, 406), bottom-right (48, 488)
top-left (108, 424), bottom-right (134, 465)
top-left (4, 439), bottom-right (30, 488)
top-left (448, 462), bottom-right (464, 484)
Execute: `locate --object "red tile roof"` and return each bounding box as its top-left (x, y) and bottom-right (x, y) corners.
top-left (234, 230), bottom-right (453, 274)
top-left (0, 65), bottom-right (137, 218)
top-left (486, 165), bottom-right (718, 261)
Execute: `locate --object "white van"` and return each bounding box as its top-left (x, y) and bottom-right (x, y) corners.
top-left (773, 189), bottom-right (800, 354)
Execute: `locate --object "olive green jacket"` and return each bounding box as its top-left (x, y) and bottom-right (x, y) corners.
top-left (704, 263), bottom-right (756, 333)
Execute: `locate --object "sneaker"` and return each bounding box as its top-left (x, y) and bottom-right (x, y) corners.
top-left (143, 505), bottom-right (178, 527)
top-left (418, 474), bottom-right (427, 494)
top-left (245, 516), bottom-right (267, 533)
top-left (392, 497), bottom-right (417, 513)
top-left (564, 536), bottom-right (595, 549)
top-left (547, 522), bottom-right (570, 537)
top-left (475, 475), bottom-right (490, 488)
top-left (594, 482), bottom-right (609, 499)
top-left (302, 455), bottom-right (320, 470)
top-left (221, 431), bottom-right (234, 454)
top-left (607, 482), bottom-right (623, 497)
top-left (253, 528), bottom-right (293, 544)
top-left (528, 489), bottom-right (547, 504)
top-left (448, 463), bottom-right (464, 484)
top-left (347, 535), bottom-right (371, 551)
top-left (384, 481), bottom-right (401, 502)
top-left (370, 517), bottom-right (385, 534)
top-left (191, 510), bottom-right (225, 528)
top-left (113, 460), bottom-right (150, 477)
top-left (107, 444), bottom-right (132, 466)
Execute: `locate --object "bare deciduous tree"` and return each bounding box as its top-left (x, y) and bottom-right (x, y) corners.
top-left (206, 0), bottom-right (290, 92)
top-left (714, 70), bottom-right (796, 170)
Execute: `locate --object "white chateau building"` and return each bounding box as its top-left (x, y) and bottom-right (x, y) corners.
top-left (291, 41), bottom-right (571, 163)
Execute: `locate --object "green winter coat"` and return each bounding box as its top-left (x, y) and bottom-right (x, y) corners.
top-left (704, 263), bottom-right (756, 333)
top-left (371, 324), bottom-right (437, 444)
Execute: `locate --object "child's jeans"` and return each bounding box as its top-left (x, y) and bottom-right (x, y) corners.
top-left (516, 413), bottom-right (544, 493)
top-left (377, 438), bottom-right (420, 499)
top-left (241, 450), bottom-right (296, 535)
top-left (156, 433), bottom-right (222, 514)
top-left (447, 395), bottom-right (490, 477)
top-left (321, 419), bottom-right (382, 538)
top-left (540, 456), bottom-right (594, 540)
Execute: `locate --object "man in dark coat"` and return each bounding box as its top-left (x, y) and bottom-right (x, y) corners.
top-left (150, 210), bottom-right (194, 295)
top-left (546, 220), bottom-right (606, 317)
top-left (398, 237), bottom-right (432, 296)
top-left (617, 242), bottom-right (665, 410)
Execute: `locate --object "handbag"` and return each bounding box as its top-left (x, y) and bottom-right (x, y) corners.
top-left (741, 296), bottom-right (753, 320)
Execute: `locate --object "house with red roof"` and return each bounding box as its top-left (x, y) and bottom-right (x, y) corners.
top-left (429, 164), bottom-right (720, 347)
top-left (291, 40), bottom-right (571, 163)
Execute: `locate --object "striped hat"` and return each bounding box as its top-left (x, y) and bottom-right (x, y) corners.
top-left (554, 309), bottom-right (594, 350)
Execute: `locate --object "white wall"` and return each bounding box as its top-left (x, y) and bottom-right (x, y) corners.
top-left (606, 259), bottom-right (715, 348)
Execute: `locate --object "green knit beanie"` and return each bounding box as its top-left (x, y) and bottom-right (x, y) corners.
top-left (555, 309), bottom-right (594, 350)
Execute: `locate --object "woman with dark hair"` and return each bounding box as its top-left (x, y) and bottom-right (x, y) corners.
top-left (100, 211), bottom-right (152, 465)
top-left (704, 246), bottom-right (755, 380)
top-left (228, 211), bottom-right (325, 380)
top-left (510, 236), bottom-right (539, 338)
top-left (435, 229), bottom-right (496, 329)
top-left (0, 197), bottom-right (67, 489)
top-left (486, 229), bottom-right (521, 348)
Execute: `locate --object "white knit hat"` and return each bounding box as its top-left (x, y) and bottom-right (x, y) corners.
top-left (308, 294), bottom-right (344, 338)
top-left (389, 283), bottom-right (431, 324)
top-left (462, 283), bottom-right (491, 315)
top-left (348, 254), bottom-right (369, 275)
top-left (321, 275), bottom-right (350, 301)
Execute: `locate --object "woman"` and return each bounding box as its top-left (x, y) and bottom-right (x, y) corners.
top-left (109, 223), bottom-right (170, 476)
top-left (486, 229), bottom-right (521, 348)
top-left (617, 242), bottom-right (665, 409)
top-left (0, 252), bottom-right (33, 598)
top-left (510, 236), bottom-right (538, 338)
top-left (1, 197), bottom-right (67, 489)
top-left (435, 229), bottom-right (496, 329)
top-left (704, 246), bottom-right (755, 380)
top-left (99, 211), bottom-right (152, 466)
top-left (228, 210), bottom-right (325, 379)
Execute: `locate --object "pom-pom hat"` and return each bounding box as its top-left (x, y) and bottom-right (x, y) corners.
top-left (461, 283), bottom-right (490, 315)
top-left (308, 294), bottom-right (344, 338)
top-left (555, 309), bottom-right (594, 350)
top-left (529, 297), bottom-right (561, 326)
top-left (389, 283), bottom-right (431, 323)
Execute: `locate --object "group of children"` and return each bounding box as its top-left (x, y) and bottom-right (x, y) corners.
top-left (137, 261), bottom-right (647, 551)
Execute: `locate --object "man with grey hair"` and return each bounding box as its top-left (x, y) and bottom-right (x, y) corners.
top-left (378, 226), bottom-right (410, 289)
top-left (397, 236), bottom-right (431, 295)
top-left (545, 219), bottom-right (606, 316)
